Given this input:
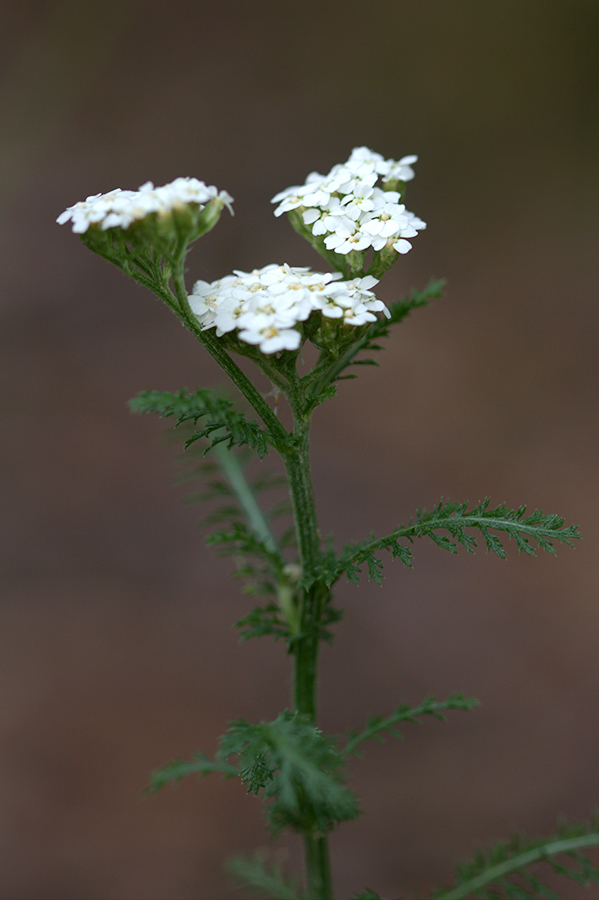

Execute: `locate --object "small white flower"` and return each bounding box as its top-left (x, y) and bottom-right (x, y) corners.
top-left (302, 197), bottom-right (347, 236)
top-left (346, 146), bottom-right (391, 178)
top-left (188, 274), bottom-right (239, 328)
top-left (404, 210), bottom-right (427, 232)
top-left (384, 154), bottom-right (418, 183)
top-left (187, 263), bottom-right (388, 354)
top-left (323, 222), bottom-right (372, 254)
top-left (271, 147), bottom-right (425, 258)
top-left (57, 178), bottom-right (233, 233)
top-left (213, 295), bottom-right (255, 335)
top-left (339, 182), bottom-right (375, 221)
top-left (238, 322), bottom-right (303, 354)
top-left (342, 307), bottom-right (378, 326)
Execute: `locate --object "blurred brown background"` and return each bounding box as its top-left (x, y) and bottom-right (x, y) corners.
top-left (1, 1), bottom-right (598, 898)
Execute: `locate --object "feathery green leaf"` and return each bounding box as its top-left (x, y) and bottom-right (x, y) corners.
top-left (129, 388), bottom-right (280, 458)
top-left (431, 820), bottom-right (599, 900)
top-left (326, 499), bottom-right (580, 586)
top-left (216, 710), bottom-right (359, 834)
top-left (144, 753), bottom-right (239, 794)
top-left (227, 852), bottom-right (302, 900)
top-left (341, 695), bottom-right (479, 759)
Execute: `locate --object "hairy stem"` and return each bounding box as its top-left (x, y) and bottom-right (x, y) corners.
top-left (304, 833), bottom-right (333, 900)
top-left (282, 404), bottom-right (333, 899)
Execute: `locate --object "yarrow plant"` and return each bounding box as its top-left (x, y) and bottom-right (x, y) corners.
top-left (58, 149), bottom-right (598, 899)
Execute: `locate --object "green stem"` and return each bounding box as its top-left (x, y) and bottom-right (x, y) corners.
top-left (284, 425), bottom-right (321, 721)
top-left (304, 833), bottom-right (333, 900)
top-left (281, 402), bottom-right (333, 900)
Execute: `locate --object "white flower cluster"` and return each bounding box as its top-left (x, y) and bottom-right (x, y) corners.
top-left (188, 263), bottom-right (389, 355)
top-left (57, 178), bottom-right (234, 233)
top-left (271, 146), bottom-right (425, 256)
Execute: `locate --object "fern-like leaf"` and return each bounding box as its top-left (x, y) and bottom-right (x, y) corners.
top-left (326, 499), bottom-right (580, 586)
top-left (216, 710), bottom-right (359, 834)
top-left (144, 752), bottom-right (239, 794)
top-left (430, 820), bottom-right (599, 900)
top-left (227, 852), bottom-right (303, 900)
top-left (235, 602), bottom-right (292, 643)
top-left (341, 694), bottom-right (479, 759)
top-left (129, 388), bottom-right (279, 458)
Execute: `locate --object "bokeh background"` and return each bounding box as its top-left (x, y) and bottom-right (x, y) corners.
top-left (1, 1), bottom-right (598, 898)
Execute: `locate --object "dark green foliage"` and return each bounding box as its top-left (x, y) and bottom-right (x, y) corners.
top-left (324, 499), bottom-right (581, 586)
top-left (235, 602), bottom-right (295, 643)
top-left (144, 752), bottom-right (239, 793)
top-left (183, 450), bottom-right (292, 542)
top-left (236, 596), bottom-right (343, 645)
top-left (187, 466), bottom-right (285, 601)
top-left (430, 819), bottom-right (599, 900)
top-left (129, 388), bottom-right (279, 458)
top-left (215, 711), bottom-right (359, 834)
top-left (146, 711), bottom-right (359, 837)
top-left (145, 420), bottom-right (298, 617)
top-left (236, 599), bottom-right (343, 645)
top-left (227, 852), bottom-right (303, 900)
top-left (206, 519), bottom-right (280, 567)
top-left (341, 694), bottom-right (479, 759)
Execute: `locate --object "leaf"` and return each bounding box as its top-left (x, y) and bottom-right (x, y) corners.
top-left (216, 711), bottom-right (359, 834)
top-left (151, 426), bottom-right (294, 603)
top-left (144, 752), bottom-right (239, 794)
top-left (341, 695), bottom-right (479, 759)
top-left (129, 388), bottom-right (277, 458)
top-left (227, 852), bottom-right (302, 900)
top-left (431, 820), bottom-right (599, 900)
top-left (327, 498), bottom-right (580, 586)
top-left (235, 603), bottom-right (292, 643)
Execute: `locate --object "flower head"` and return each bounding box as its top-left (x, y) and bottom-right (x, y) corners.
top-left (188, 263), bottom-right (386, 355)
top-left (57, 178), bottom-right (233, 234)
top-left (271, 147), bottom-right (425, 274)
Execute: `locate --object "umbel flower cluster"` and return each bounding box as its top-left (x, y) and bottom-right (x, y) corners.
top-left (271, 145), bottom-right (426, 256)
top-left (56, 147), bottom-right (425, 356)
top-left (56, 177), bottom-right (234, 233)
top-left (188, 265), bottom-right (385, 355)
top-left (187, 147), bottom-right (425, 354)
